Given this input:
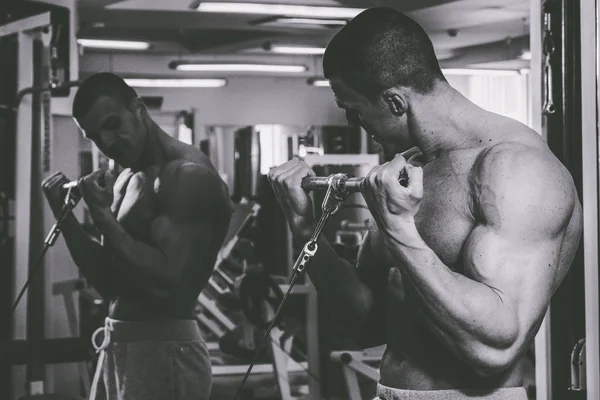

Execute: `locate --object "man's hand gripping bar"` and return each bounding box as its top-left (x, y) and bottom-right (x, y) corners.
top-left (302, 170), bottom-right (409, 194)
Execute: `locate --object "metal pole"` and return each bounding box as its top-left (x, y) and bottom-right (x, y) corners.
top-left (25, 35), bottom-right (46, 395)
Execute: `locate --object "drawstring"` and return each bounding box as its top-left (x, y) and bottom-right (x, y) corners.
top-left (92, 318), bottom-right (114, 353)
top-left (89, 319), bottom-right (114, 400)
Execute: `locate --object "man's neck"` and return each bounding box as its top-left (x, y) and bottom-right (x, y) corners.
top-left (408, 86), bottom-right (491, 161)
top-left (135, 122), bottom-right (169, 171)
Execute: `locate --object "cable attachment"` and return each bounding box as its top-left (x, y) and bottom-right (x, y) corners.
top-left (321, 173), bottom-right (353, 215)
top-left (292, 173), bottom-right (352, 274)
top-left (44, 187), bottom-right (80, 246)
top-left (542, 0), bottom-right (556, 115)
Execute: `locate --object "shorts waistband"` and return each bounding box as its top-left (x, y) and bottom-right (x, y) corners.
top-left (103, 317), bottom-right (203, 343)
top-left (376, 383), bottom-right (528, 400)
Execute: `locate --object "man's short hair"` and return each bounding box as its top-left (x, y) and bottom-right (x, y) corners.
top-left (323, 7), bottom-right (446, 99)
top-left (72, 72), bottom-right (138, 120)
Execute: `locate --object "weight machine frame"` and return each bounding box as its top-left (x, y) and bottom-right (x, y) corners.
top-left (1, 10), bottom-right (83, 398)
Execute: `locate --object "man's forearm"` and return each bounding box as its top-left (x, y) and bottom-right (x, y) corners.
top-left (293, 225), bottom-right (374, 339)
top-left (89, 208), bottom-right (173, 297)
top-left (382, 221), bottom-right (518, 364)
top-left (60, 213), bottom-right (115, 298)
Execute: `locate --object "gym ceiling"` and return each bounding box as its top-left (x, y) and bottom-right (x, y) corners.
top-left (76, 0), bottom-right (531, 73)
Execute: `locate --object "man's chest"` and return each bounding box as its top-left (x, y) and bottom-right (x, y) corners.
top-left (413, 167), bottom-right (475, 268)
top-left (372, 155), bottom-right (477, 270)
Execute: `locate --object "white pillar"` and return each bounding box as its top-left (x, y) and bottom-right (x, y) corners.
top-left (529, 2), bottom-right (552, 400)
top-left (580, 0), bottom-right (600, 398)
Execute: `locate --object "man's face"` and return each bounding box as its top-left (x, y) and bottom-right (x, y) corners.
top-left (74, 96), bottom-right (147, 168)
top-left (329, 78), bottom-right (412, 157)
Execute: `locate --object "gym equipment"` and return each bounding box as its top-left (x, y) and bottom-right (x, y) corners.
top-left (0, 9), bottom-right (84, 398)
top-left (330, 346), bottom-right (385, 400)
top-left (196, 202), bottom-right (260, 338)
top-left (237, 267), bottom-right (284, 329)
top-left (331, 229), bottom-right (365, 264)
top-left (5, 1), bottom-right (72, 97)
top-left (233, 172), bottom-right (362, 399)
top-left (219, 323), bottom-right (266, 363)
top-left (233, 127), bottom-right (262, 201)
top-left (196, 201), bottom-right (313, 399)
top-left (542, 2), bottom-right (556, 116)
top-left (52, 279), bottom-right (99, 397)
top-left (301, 171), bottom-right (408, 192)
top-left (301, 154), bottom-right (377, 398)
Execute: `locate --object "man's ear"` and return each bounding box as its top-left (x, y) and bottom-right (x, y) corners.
top-left (383, 88), bottom-right (407, 116)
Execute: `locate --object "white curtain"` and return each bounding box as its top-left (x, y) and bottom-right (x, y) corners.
top-left (465, 74), bottom-right (530, 126)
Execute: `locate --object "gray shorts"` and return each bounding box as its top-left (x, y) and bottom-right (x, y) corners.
top-left (375, 382), bottom-right (528, 400)
top-left (89, 318), bottom-right (211, 400)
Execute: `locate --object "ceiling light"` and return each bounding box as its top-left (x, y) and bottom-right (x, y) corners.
top-left (124, 79), bottom-right (227, 88)
top-left (307, 78), bottom-right (330, 87)
top-left (195, 2), bottom-right (364, 19)
top-left (307, 69), bottom-right (524, 87)
top-left (283, 17), bottom-right (347, 26)
top-left (77, 39), bottom-right (150, 50)
top-left (266, 17), bottom-right (347, 26)
top-left (519, 50), bottom-right (532, 60)
top-left (170, 62), bottom-right (307, 73)
top-left (270, 45), bottom-right (326, 55)
top-left (442, 68), bottom-right (521, 76)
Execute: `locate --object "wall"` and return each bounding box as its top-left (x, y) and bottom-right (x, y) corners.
top-left (136, 77), bottom-right (348, 127)
top-left (132, 76), bottom-right (472, 129)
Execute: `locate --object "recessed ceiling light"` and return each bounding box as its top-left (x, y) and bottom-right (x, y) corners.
top-left (307, 78), bottom-right (330, 87)
top-left (443, 68), bottom-right (522, 76)
top-left (307, 69), bottom-right (524, 87)
top-left (281, 17), bottom-right (347, 26)
top-left (519, 50), bottom-right (532, 60)
top-left (194, 2), bottom-right (364, 19)
top-left (170, 62), bottom-right (307, 73)
top-left (124, 78), bottom-right (227, 88)
top-left (252, 16), bottom-right (348, 27)
top-left (269, 45), bottom-right (326, 55)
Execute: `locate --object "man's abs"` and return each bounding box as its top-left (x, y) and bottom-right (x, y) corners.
top-left (108, 290), bottom-right (198, 321)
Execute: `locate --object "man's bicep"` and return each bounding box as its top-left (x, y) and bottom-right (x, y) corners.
top-left (468, 144), bottom-right (578, 310)
top-left (153, 165), bottom-right (230, 264)
top-left (462, 216), bottom-right (565, 349)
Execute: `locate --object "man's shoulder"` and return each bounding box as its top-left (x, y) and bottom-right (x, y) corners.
top-left (472, 139), bottom-right (577, 225)
top-left (160, 159), bottom-right (221, 185)
top-left (475, 138), bottom-right (558, 182)
top-left (157, 159), bottom-right (229, 206)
